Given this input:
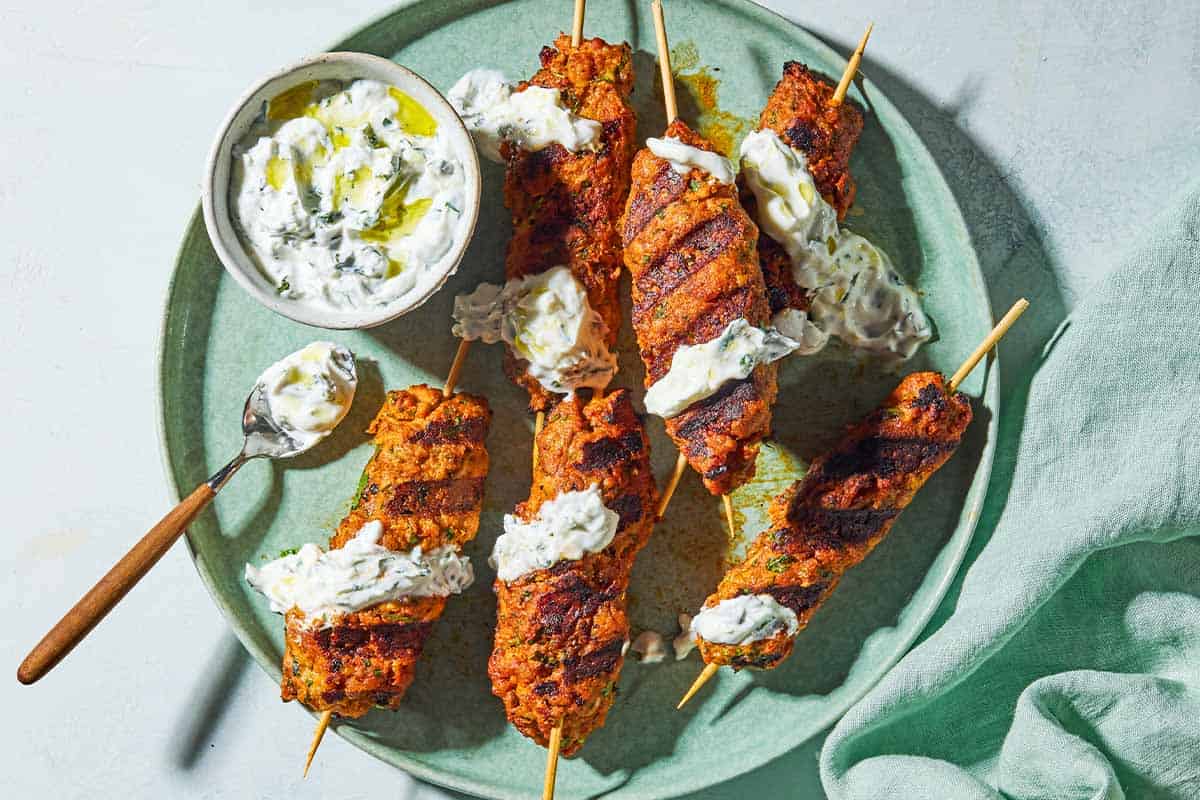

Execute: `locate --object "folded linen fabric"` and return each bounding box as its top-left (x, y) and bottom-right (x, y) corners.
top-left (821, 184), bottom-right (1200, 800)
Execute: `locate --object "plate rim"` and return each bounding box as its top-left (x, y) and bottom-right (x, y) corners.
top-left (156, 1), bottom-right (999, 797)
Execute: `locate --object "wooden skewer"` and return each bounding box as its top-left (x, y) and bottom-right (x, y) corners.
top-left (443, 338), bottom-right (471, 398)
top-left (722, 494), bottom-right (737, 540)
top-left (539, 6), bottom-right (590, 797)
top-left (677, 299), bottom-right (1031, 709)
top-left (656, 452), bottom-right (688, 519)
top-left (535, 408), bottom-right (556, 794)
top-left (543, 722), bottom-right (564, 799)
top-left (304, 338), bottom-right (479, 775)
top-left (651, 0), bottom-right (677, 122)
top-left (534, 406), bottom-right (563, 798)
top-left (678, 663), bottom-right (719, 710)
top-left (948, 298), bottom-right (1029, 392)
top-left (646, 0), bottom-right (688, 526)
top-left (571, 0), bottom-right (586, 47)
top-left (646, 0), bottom-right (739, 540)
top-left (303, 711), bottom-right (333, 778)
top-left (831, 22), bottom-right (873, 106)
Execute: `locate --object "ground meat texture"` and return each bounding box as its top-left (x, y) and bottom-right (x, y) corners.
top-left (502, 35), bottom-right (637, 412)
top-left (621, 119), bottom-right (776, 496)
top-left (280, 385), bottom-right (492, 717)
top-left (695, 372), bottom-right (971, 670)
top-left (757, 61), bottom-right (864, 220)
top-left (489, 390), bottom-right (658, 756)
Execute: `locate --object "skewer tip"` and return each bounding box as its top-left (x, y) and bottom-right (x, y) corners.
top-left (543, 723), bottom-right (564, 800)
top-left (303, 710), bottom-right (334, 779)
top-left (656, 452), bottom-right (689, 520)
top-left (947, 297), bottom-right (1030, 392)
top-left (722, 494), bottom-right (737, 539)
top-left (831, 21), bottom-right (875, 106)
top-left (677, 663), bottom-right (720, 709)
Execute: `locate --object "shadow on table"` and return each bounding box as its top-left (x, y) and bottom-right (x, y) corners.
top-left (171, 633), bottom-right (253, 770)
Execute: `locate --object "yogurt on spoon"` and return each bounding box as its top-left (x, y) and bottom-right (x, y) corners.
top-left (254, 341), bottom-right (358, 451)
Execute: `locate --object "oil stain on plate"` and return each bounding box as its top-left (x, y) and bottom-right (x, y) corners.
top-left (670, 40), bottom-right (755, 156)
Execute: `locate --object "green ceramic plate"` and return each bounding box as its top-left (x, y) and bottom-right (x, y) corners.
top-left (159, 1), bottom-right (997, 798)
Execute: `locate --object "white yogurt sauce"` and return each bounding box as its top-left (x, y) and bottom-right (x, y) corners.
top-left (447, 69), bottom-right (602, 163)
top-left (255, 341), bottom-right (357, 450)
top-left (646, 136), bottom-right (736, 184)
top-left (770, 307), bottom-right (830, 356)
top-left (644, 318), bottom-right (798, 419)
top-left (690, 594), bottom-right (799, 646)
top-left (801, 231), bottom-right (932, 359)
top-left (452, 265), bottom-right (617, 396)
top-left (673, 613), bottom-right (697, 660)
top-left (490, 485), bottom-right (619, 583)
top-left (739, 128), bottom-right (931, 359)
top-left (231, 79), bottom-right (469, 312)
top-left (740, 129), bottom-right (838, 247)
top-left (245, 521), bottom-right (473, 627)
top-left (630, 631), bottom-right (669, 663)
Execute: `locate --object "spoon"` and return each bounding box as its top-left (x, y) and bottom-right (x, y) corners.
top-left (17, 353), bottom-right (354, 685)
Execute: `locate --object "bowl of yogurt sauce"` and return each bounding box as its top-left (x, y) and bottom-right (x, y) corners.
top-left (203, 52), bottom-right (481, 329)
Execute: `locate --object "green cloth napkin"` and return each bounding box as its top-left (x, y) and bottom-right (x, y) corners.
top-left (821, 186), bottom-right (1200, 800)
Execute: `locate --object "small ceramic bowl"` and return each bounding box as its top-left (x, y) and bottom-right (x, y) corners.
top-left (202, 52), bottom-right (481, 330)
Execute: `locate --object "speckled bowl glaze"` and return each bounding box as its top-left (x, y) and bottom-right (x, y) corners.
top-left (162, 1), bottom-right (998, 798)
top-left (201, 51), bottom-right (481, 330)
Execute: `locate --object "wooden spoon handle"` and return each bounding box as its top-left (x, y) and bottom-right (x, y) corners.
top-left (17, 483), bottom-right (216, 685)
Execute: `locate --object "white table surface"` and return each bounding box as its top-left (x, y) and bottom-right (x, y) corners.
top-left (3, 1), bottom-right (1197, 798)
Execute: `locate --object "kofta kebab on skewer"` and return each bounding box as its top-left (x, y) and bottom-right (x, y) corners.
top-left (677, 299), bottom-right (1030, 708)
top-left (740, 24), bottom-right (931, 362)
top-left (288, 354), bottom-right (490, 776)
top-left (450, 0), bottom-right (634, 426)
top-left (492, 390), bottom-right (658, 800)
top-left (624, 0), bottom-right (790, 542)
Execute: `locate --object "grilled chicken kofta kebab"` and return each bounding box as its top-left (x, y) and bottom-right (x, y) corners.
top-left (450, 31), bottom-right (636, 412)
top-left (690, 372), bottom-right (969, 674)
top-left (246, 382), bottom-right (492, 771)
top-left (738, 27), bottom-right (932, 360)
top-left (489, 389), bottom-right (658, 759)
top-left (623, 116), bottom-right (788, 498)
top-left (678, 300), bottom-right (1029, 706)
top-left (623, 0), bottom-right (804, 531)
